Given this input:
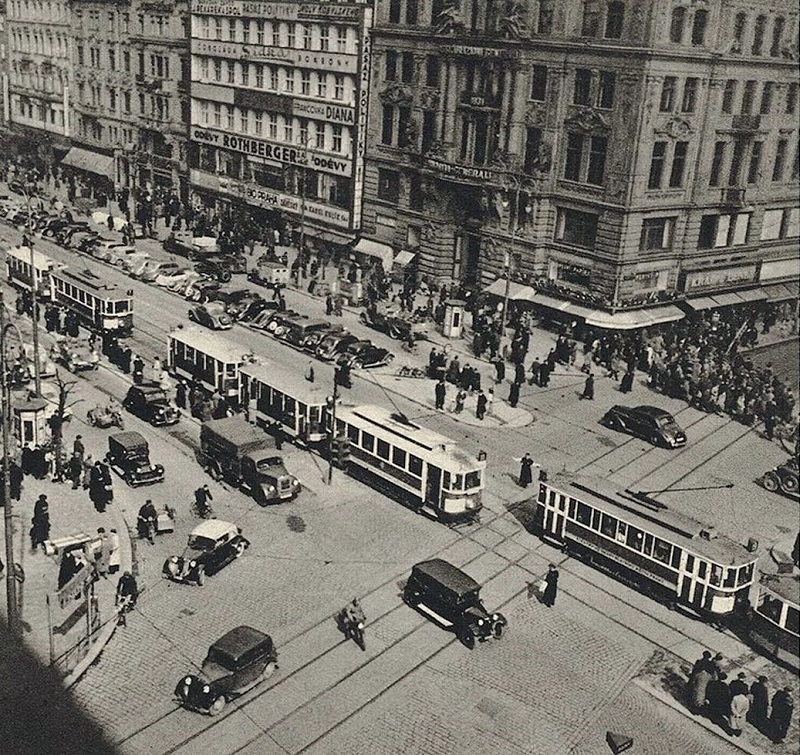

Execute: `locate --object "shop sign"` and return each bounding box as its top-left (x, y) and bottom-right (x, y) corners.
top-left (234, 89), bottom-right (292, 114)
top-left (441, 44), bottom-right (518, 59)
top-left (351, 4), bottom-right (372, 231)
top-left (684, 264), bottom-right (757, 290)
top-left (425, 157), bottom-right (502, 183)
top-left (192, 40), bottom-right (358, 73)
top-left (292, 100), bottom-right (355, 125)
top-left (193, 0), bottom-right (362, 23)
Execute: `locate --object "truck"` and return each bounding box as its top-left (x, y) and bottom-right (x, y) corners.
top-left (199, 417), bottom-right (300, 505)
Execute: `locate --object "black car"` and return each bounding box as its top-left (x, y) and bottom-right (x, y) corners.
top-left (315, 330), bottom-right (358, 361)
top-left (600, 404), bottom-right (687, 448)
top-left (54, 222), bottom-right (90, 245)
top-left (163, 520), bottom-right (249, 586)
top-left (123, 383), bottom-right (180, 426)
top-left (213, 289), bottom-right (265, 320)
top-left (174, 625), bottom-right (277, 715)
top-left (106, 431), bottom-right (165, 486)
top-left (194, 259), bottom-right (233, 283)
top-left (340, 340), bottom-right (394, 369)
top-left (360, 309), bottom-right (414, 341)
top-left (238, 298), bottom-right (279, 323)
top-left (164, 232), bottom-right (220, 261)
top-left (404, 559), bottom-right (507, 648)
top-left (203, 252), bottom-right (248, 274)
top-left (185, 278), bottom-right (222, 303)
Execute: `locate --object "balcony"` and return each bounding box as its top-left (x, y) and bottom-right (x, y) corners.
top-left (720, 187), bottom-right (746, 207)
top-left (731, 115), bottom-right (761, 132)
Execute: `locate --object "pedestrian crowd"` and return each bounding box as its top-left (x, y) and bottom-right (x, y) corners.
top-left (686, 650), bottom-right (794, 743)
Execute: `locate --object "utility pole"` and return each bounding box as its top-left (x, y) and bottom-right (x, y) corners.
top-left (499, 176), bottom-right (521, 351)
top-left (298, 135), bottom-right (309, 271)
top-left (327, 369), bottom-right (339, 486)
top-left (0, 291), bottom-right (20, 638)
top-left (22, 178), bottom-right (41, 397)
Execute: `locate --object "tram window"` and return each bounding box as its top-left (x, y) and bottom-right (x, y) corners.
top-left (558, 494), bottom-right (566, 512)
top-left (697, 561), bottom-right (707, 579)
top-left (576, 502), bottom-right (592, 525)
top-left (409, 455), bottom-right (422, 477)
top-left (671, 547), bottom-right (682, 569)
top-left (347, 424), bottom-right (359, 443)
top-left (709, 565), bottom-right (722, 586)
top-left (377, 439), bottom-right (390, 460)
top-left (616, 522), bottom-right (627, 543)
top-left (444, 471), bottom-right (451, 489)
top-left (652, 538), bottom-right (672, 565)
top-left (626, 526), bottom-right (644, 551)
top-left (757, 593), bottom-right (783, 622)
top-left (451, 474), bottom-right (463, 491)
top-left (591, 509), bottom-right (601, 530)
top-left (723, 568), bottom-right (736, 588)
top-left (685, 554), bottom-right (695, 573)
top-left (568, 498), bottom-right (576, 518)
top-left (362, 431), bottom-right (374, 452)
top-left (600, 514), bottom-right (617, 538)
top-left (336, 419), bottom-right (345, 435)
top-left (786, 605), bottom-right (799, 635)
top-left (392, 447), bottom-right (406, 468)
top-left (464, 470), bottom-right (480, 488)
top-left (737, 563), bottom-right (754, 586)
top-left (225, 364), bottom-right (237, 376)
top-left (548, 490), bottom-right (557, 506)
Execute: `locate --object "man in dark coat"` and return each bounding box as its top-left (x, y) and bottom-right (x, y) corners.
top-left (9, 461), bottom-right (23, 501)
top-left (72, 435), bottom-right (85, 462)
top-left (508, 380), bottom-right (520, 408)
top-left (546, 348), bottom-right (557, 372)
top-left (121, 347), bottom-right (133, 374)
top-left (89, 461), bottom-right (112, 512)
top-left (542, 563), bottom-right (559, 607)
top-left (620, 368), bottom-right (635, 393)
top-left (749, 676), bottom-right (769, 732)
top-left (31, 445), bottom-right (47, 479)
top-left (581, 373), bottom-right (595, 400)
top-left (769, 686), bottom-right (794, 744)
top-left (21, 444), bottom-right (33, 475)
top-left (30, 510), bottom-right (50, 550)
top-left (57, 550), bottom-right (79, 589)
top-left (729, 672), bottom-right (748, 699)
top-left (175, 380), bottom-right (187, 410)
top-left (494, 357), bottom-right (505, 384)
top-left (476, 390), bottom-right (487, 420)
top-left (132, 355), bottom-right (145, 384)
top-left (67, 453), bottom-right (83, 490)
top-left (514, 362), bottom-right (526, 386)
top-left (529, 358), bottom-right (540, 386)
top-left (434, 379), bottom-right (446, 411)
top-left (705, 672), bottom-right (731, 731)
top-left (539, 360), bottom-right (551, 387)
top-left (519, 453), bottom-right (534, 487)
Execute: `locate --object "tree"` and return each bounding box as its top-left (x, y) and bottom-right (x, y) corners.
top-left (46, 372), bottom-right (78, 481)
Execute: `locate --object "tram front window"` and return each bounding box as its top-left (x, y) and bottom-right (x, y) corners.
top-left (449, 474), bottom-right (463, 491)
top-left (464, 470), bottom-right (481, 489)
top-left (737, 563), bottom-right (754, 587)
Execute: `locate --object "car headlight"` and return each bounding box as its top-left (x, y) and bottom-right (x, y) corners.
top-left (491, 613), bottom-right (501, 622)
top-left (202, 685), bottom-right (210, 694)
top-left (189, 560), bottom-right (197, 568)
top-left (477, 619), bottom-right (484, 626)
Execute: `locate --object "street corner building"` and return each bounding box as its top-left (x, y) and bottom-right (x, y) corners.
top-left (360, 0), bottom-right (800, 329)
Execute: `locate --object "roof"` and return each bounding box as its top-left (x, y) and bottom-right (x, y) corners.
top-left (413, 559), bottom-right (480, 598)
top-left (109, 431), bottom-right (147, 449)
top-left (758, 572), bottom-right (800, 608)
top-left (190, 519), bottom-right (238, 541)
top-left (202, 416), bottom-right (270, 447)
top-left (168, 326), bottom-right (248, 364)
top-left (52, 266), bottom-right (127, 296)
top-left (632, 405), bottom-right (673, 419)
top-left (241, 360), bottom-right (329, 406)
top-left (6, 245), bottom-right (58, 271)
top-left (211, 625), bottom-right (272, 660)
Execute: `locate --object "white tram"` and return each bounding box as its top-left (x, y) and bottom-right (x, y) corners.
top-left (167, 326), bottom-right (249, 399)
top-left (333, 404), bottom-right (485, 522)
top-left (240, 360), bottom-right (328, 444)
top-left (5, 245), bottom-right (62, 293)
top-left (535, 474), bottom-right (759, 620)
top-left (748, 570), bottom-right (800, 671)
top-left (49, 266), bottom-right (133, 335)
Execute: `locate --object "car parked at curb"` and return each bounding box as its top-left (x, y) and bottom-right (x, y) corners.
top-left (600, 404), bottom-right (687, 448)
top-left (194, 258), bottom-right (233, 283)
top-left (188, 301), bottom-right (233, 330)
top-left (339, 340), bottom-right (394, 369)
top-left (163, 520), bottom-right (249, 587)
top-left (184, 278), bottom-right (222, 303)
top-left (404, 559), bottom-right (507, 648)
top-left (315, 330), bottom-right (358, 361)
top-left (137, 260), bottom-right (182, 282)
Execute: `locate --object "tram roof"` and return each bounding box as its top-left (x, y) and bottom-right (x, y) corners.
top-left (546, 473), bottom-right (755, 565)
top-left (168, 326), bottom-right (249, 364)
top-left (336, 404), bottom-right (483, 471)
top-left (6, 246), bottom-right (58, 270)
top-left (240, 360), bottom-right (329, 405)
top-left (760, 572), bottom-right (800, 607)
top-left (52, 266), bottom-right (128, 296)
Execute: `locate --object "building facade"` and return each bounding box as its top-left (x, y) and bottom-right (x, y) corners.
top-left (363, 0), bottom-right (800, 322)
top-left (188, 0), bottom-right (373, 244)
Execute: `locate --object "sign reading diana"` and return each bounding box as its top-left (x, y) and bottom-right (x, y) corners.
top-left (192, 0), bottom-right (362, 22)
top-left (192, 127), bottom-right (352, 176)
top-left (292, 100), bottom-right (355, 125)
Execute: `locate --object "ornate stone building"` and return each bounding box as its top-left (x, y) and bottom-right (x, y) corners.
top-left (363, 0), bottom-right (800, 324)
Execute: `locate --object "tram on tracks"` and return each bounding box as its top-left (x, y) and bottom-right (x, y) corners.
top-left (747, 569), bottom-right (800, 671)
top-left (240, 360), bottom-right (328, 445)
top-left (5, 245), bottom-right (63, 293)
top-left (167, 326), bottom-right (250, 399)
top-left (49, 266), bottom-right (133, 336)
top-left (333, 404), bottom-right (485, 522)
top-left (534, 473), bottom-right (760, 622)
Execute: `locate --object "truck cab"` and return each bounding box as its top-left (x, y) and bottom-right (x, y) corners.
top-left (240, 453), bottom-right (300, 504)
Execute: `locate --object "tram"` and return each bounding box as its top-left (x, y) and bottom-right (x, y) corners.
top-left (49, 266), bottom-right (133, 335)
top-left (747, 570), bottom-right (800, 671)
top-left (5, 245), bottom-right (62, 293)
top-left (333, 404), bottom-right (485, 522)
top-left (167, 326), bottom-right (249, 399)
top-left (534, 473), bottom-right (759, 621)
top-left (240, 360), bottom-right (328, 444)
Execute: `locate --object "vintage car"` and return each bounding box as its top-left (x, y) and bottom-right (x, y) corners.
top-left (153, 266), bottom-right (193, 287)
top-left (760, 457), bottom-right (799, 499)
top-left (600, 404), bottom-right (687, 448)
top-left (163, 520), bottom-right (249, 586)
top-left (212, 289), bottom-right (264, 320)
top-left (247, 259), bottom-right (289, 288)
top-left (238, 298), bottom-right (279, 323)
top-left (404, 559), bottom-right (507, 648)
top-left (194, 258), bottom-right (233, 283)
top-left (54, 337), bottom-right (100, 372)
top-left (89, 239), bottom-right (129, 261)
top-left (174, 625), bottom-right (277, 715)
top-left (203, 252), bottom-right (248, 274)
top-left (359, 309), bottom-right (414, 342)
top-left (56, 224), bottom-right (93, 247)
top-left (277, 318), bottom-right (332, 348)
top-left (339, 340), bottom-right (394, 369)
top-left (188, 301), bottom-right (233, 330)
top-left (135, 260), bottom-right (182, 282)
top-left (106, 431), bottom-right (165, 486)
top-left (315, 331), bottom-right (358, 361)
top-left (164, 232), bottom-right (219, 260)
top-left (123, 382), bottom-right (180, 426)
top-left (185, 278), bottom-right (222, 303)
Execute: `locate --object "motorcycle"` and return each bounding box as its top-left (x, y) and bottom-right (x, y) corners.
top-left (87, 404), bottom-right (125, 429)
top-left (336, 606), bottom-right (366, 651)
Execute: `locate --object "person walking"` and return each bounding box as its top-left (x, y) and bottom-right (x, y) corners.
top-left (94, 528), bottom-right (112, 577)
top-left (434, 379), bottom-right (446, 411)
top-left (769, 686), bottom-right (794, 744)
top-left (580, 373), bottom-right (595, 400)
top-left (132, 354), bottom-right (144, 384)
top-left (193, 484), bottom-right (213, 517)
top-left (749, 676), bottom-right (770, 732)
top-left (454, 388), bottom-right (466, 414)
top-left (57, 550), bottom-right (79, 589)
top-left (538, 360), bottom-right (551, 388)
top-left (476, 390), bottom-right (487, 420)
top-left (115, 571), bottom-right (139, 627)
top-left (108, 528), bottom-right (121, 574)
top-left (305, 361), bottom-right (315, 383)
top-left (67, 452), bottom-right (83, 490)
top-left (9, 461), bottom-right (23, 501)
top-left (175, 380), bottom-right (187, 409)
top-left (72, 434), bottom-right (85, 462)
top-left (620, 368), bottom-right (635, 393)
top-left (514, 362), bottom-right (526, 386)
top-left (542, 563), bottom-right (559, 607)
top-left (508, 380), bottom-right (520, 408)
top-left (494, 357), bottom-right (505, 384)
top-left (30, 510), bottom-right (50, 551)
top-left (519, 453), bottom-right (534, 487)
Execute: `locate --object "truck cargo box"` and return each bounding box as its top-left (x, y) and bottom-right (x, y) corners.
top-left (201, 416), bottom-right (275, 457)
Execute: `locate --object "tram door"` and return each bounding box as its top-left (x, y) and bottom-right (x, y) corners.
top-left (543, 491), bottom-right (566, 540)
top-left (425, 465), bottom-right (442, 508)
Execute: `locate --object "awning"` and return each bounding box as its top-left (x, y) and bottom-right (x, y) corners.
top-left (735, 287), bottom-right (768, 303)
top-left (353, 238), bottom-right (394, 268)
top-left (684, 296), bottom-right (720, 311)
top-left (483, 279), bottom-right (538, 301)
top-left (761, 281), bottom-right (800, 302)
top-left (529, 292), bottom-right (574, 311)
top-left (393, 250), bottom-right (416, 267)
top-left (313, 229), bottom-right (355, 246)
top-left (584, 304), bottom-right (684, 330)
top-left (60, 147), bottom-right (114, 178)
top-left (710, 292), bottom-right (744, 307)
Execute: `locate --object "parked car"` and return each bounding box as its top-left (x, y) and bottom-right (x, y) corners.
top-left (248, 258), bottom-right (289, 288)
top-left (55, 223), bottom-right (92, 247)
top-left (174, 625), bottom-right (277, 715)
top-left (315, 330), bottom-right (358, 361)
top-left (188, 301), bottom-right (234, 330)
top-left (163, 520), bottom-right (249, 586)
top-left (194, 259), bottom-right (233, 283)
top-left (106, 245), bottom-right (145, 268)
top-left (137, 260), bottom-right (182, 282)
top-left (167, 271), bottom-right (204, 295)
top-left (340, 340), bottom-right (394, 369)
top-left (39, 216), bottom-right (80, 238)
top-left (154, 267), bottom-right (193, 287)
top-left (70, 231), bottom-right (102, 252)
top-left (277, 318), bottom-right (332, 348)
top-left (600, 405), bottom-right (687, 448)
top-left (303, 324), bottom-right (347, 354)
top-left (213, 289), bottom-right (264, 320)
top-left (360, 308), bottom-right (414, 341)
top-left (164, 231), bottom-right (219, 260)
top-left (238, 298), bottom-right (279, 323)
top-left (203, 252), bottom-right (248, 274)
top-left (404, 559), bottom-right (507, 648)
top-left (760, 457), bottom-right (799, 499)
top-left (185, 278), bottom-right (222, 303)
top-left (263, 310), bottom-right (306, 335)
top-left (245, 305), bottom-right (283, 330)
top-left (106, 431), bottom-right (165, 486)
top-left (123, 382), bottom-right (180, 426)
top-left (53, 337), bottom-right (100, 372)
top-left (89, 239), bottom-right (128, 261)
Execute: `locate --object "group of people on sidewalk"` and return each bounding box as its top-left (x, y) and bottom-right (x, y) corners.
top-left (686, 650), bottom-right (794, 743)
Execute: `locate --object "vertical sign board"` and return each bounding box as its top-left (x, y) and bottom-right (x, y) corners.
top-left (351, 5), bottom-right (372, 233)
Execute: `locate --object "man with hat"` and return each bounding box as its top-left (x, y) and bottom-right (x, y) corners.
top-left (770, 686), bottom-right (794, 744)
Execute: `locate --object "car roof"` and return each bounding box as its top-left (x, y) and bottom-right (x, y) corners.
top-left (634, 405), bottom-right (672, 418)
top-left (109, 430), bottom-right (148, 449)
top-left (190, 519), bottom-right (238, 541)
top-left (210, 625), bottom-right (272, 660)
top-left (129, 382), bottom-right (165, 396)
top-left (412, 558), bottom-right (480, 598)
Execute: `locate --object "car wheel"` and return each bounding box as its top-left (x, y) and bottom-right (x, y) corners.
top-left (650, 434), bottom-right (662, 447)
top-left (234, 541), bottom-right (246, 558)
top-left (492, 615), bottom-right (507, 639)
top-left (208, 695), bottom-right (226, 716)
top-left (220, 271), bottom-right (232, 283)
top-left (262, 661), bottom-right (276, 679)
top-left (783, 474), bottom-right (799, 494)
top-left (457, 625), bottom-right (475, 649)
top-left (196, 566), bottom-right (205, 586)
top-left (762, 473), bottom-right (780, 492)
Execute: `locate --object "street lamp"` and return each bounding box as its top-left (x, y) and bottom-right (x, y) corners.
top-left (498, 177), bottom-right (522, 351)
top-left (20, 176), bottom-right (42, 398)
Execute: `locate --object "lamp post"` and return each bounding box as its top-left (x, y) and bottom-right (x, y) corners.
top-left (498, 175), bottom-right (523, 351)
top-left (20, 177), bottom-right (41, 398)
top-left (297, 133), bottom-right (310, 268)
top-left (326, 371), bottom-right (339, 486)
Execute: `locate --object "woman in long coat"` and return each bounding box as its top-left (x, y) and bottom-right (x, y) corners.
top-left (689, 666), bottom-right (714, 715)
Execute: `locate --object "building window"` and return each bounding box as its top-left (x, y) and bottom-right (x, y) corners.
top-left (254, 111), bottom-right (262, 135)
top-left (317, 75), bottom-right (327, 98)
top-left (213, 103), bottom-right (221, 127)
top-left (582, 0), bottom-right (601, 36)
top-left (772, 139), bottom-right (787, 181)
top-left (530, 65), bottom-right (548, 101)
top-left (747, 142), bottom-right (763, 184)
top-left (524, 127), bottom-right (543, 174)
top-left (574, 69), bottom-right (591, 105)
top-left (287, 23), bottom-right (296, 48)
top-left (759, 82), bottom-right (774, 115)
top-left (381, 105), bottom-right (394, 144)
top-left (555, 208), bottom-right (599, 249)
top-left (337, 27), bottom-right (347, 53)
top-left (240, 109), bottom-right (249, 133)
top-left (787, 83), bottom-right (798, 114)
top-left (332, 124), bottom-right (342, 153)
top-left (761, 207), bottom-right (800, 240)
top-left (752, 15), bottom-right (766, 55)
top-left (681, 78), bottom-right (698, 113)
top-left (284, 70), bottom-right (294, 93)
top-left (213, 60), bottom-right (222, 82)
top-left (227, 61), bottom-right (235, 84)
top-left (272, 22), bottom-right (280, 47)
top-left (669, 7), bottom-right (686, 43)
top-left (255, 65), bottom-right (263, 89)
top-left (241, 65), bottom-right (249, 87)
top-left (564, 133), bottom-right (583, 181)
top-left (389, 0), bottom-right (401, 23)
top-left (320, 27), bottom-right (329, 52)
top-left (268, 113), bottom-right (277, 138)
top-left (242, 20), bottom-right (250, 43)
top-left (732, 12), bottom-right (746, 52)
top-left (596, 71), bottom-right (615, 109)
top-left (587, 136), bottom-right (607, 185)
top-left (648, 141), bottom-right (667, 189)
top-left (709, 141), bottom-right (726, 186)
top-left (691, 9), bottom-right (707, 46)
top-left (770, 17), bottom-right (785, 57)
top-left (728, 139), bottom-right (746, 185)
top-left (214, 17), bottom-right (222, 40)
top-left (660, 77), bottom-right (676, 112)
top-left (301, 70), bottom-right (310, 95)
top-left (406, 0), bottom-right (419, 24)
top-left (226, 105), bottom-right (234, 130)
top-left (334, 75), bottom-right (344, 101)
top-left (721, 80), bottom-right (736, 114)
top-left (270, 67), bottom-right (279, 91)
top-left (401, 53), bottom-right (414, 84)
top-left (315, 123), bottom-right (325, 149)
top-left (537, 0), bottom-right (554, 34)
top-left (283, 119), bottom-right (293, 142)
top-left (377, 169), bottom-right (400, 203)
top-left (302, 24), bottom-right (311, 50)
top-left (426, 57), bottom-right (440, 87)
top-left (256, 21), bottom-right (264, 45)
top-left (385, 51), bottom-right (397, 81)
top-left (741, 80), bottom-right (756, 114)
top-left (669, 141), bottom-right (688, 187)
top-left (698, 213), bottom-right (750, 248)
top-left (640, 217), bottom-right (675, 250)
top-left (605, 1), bottom-right (624, 38)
